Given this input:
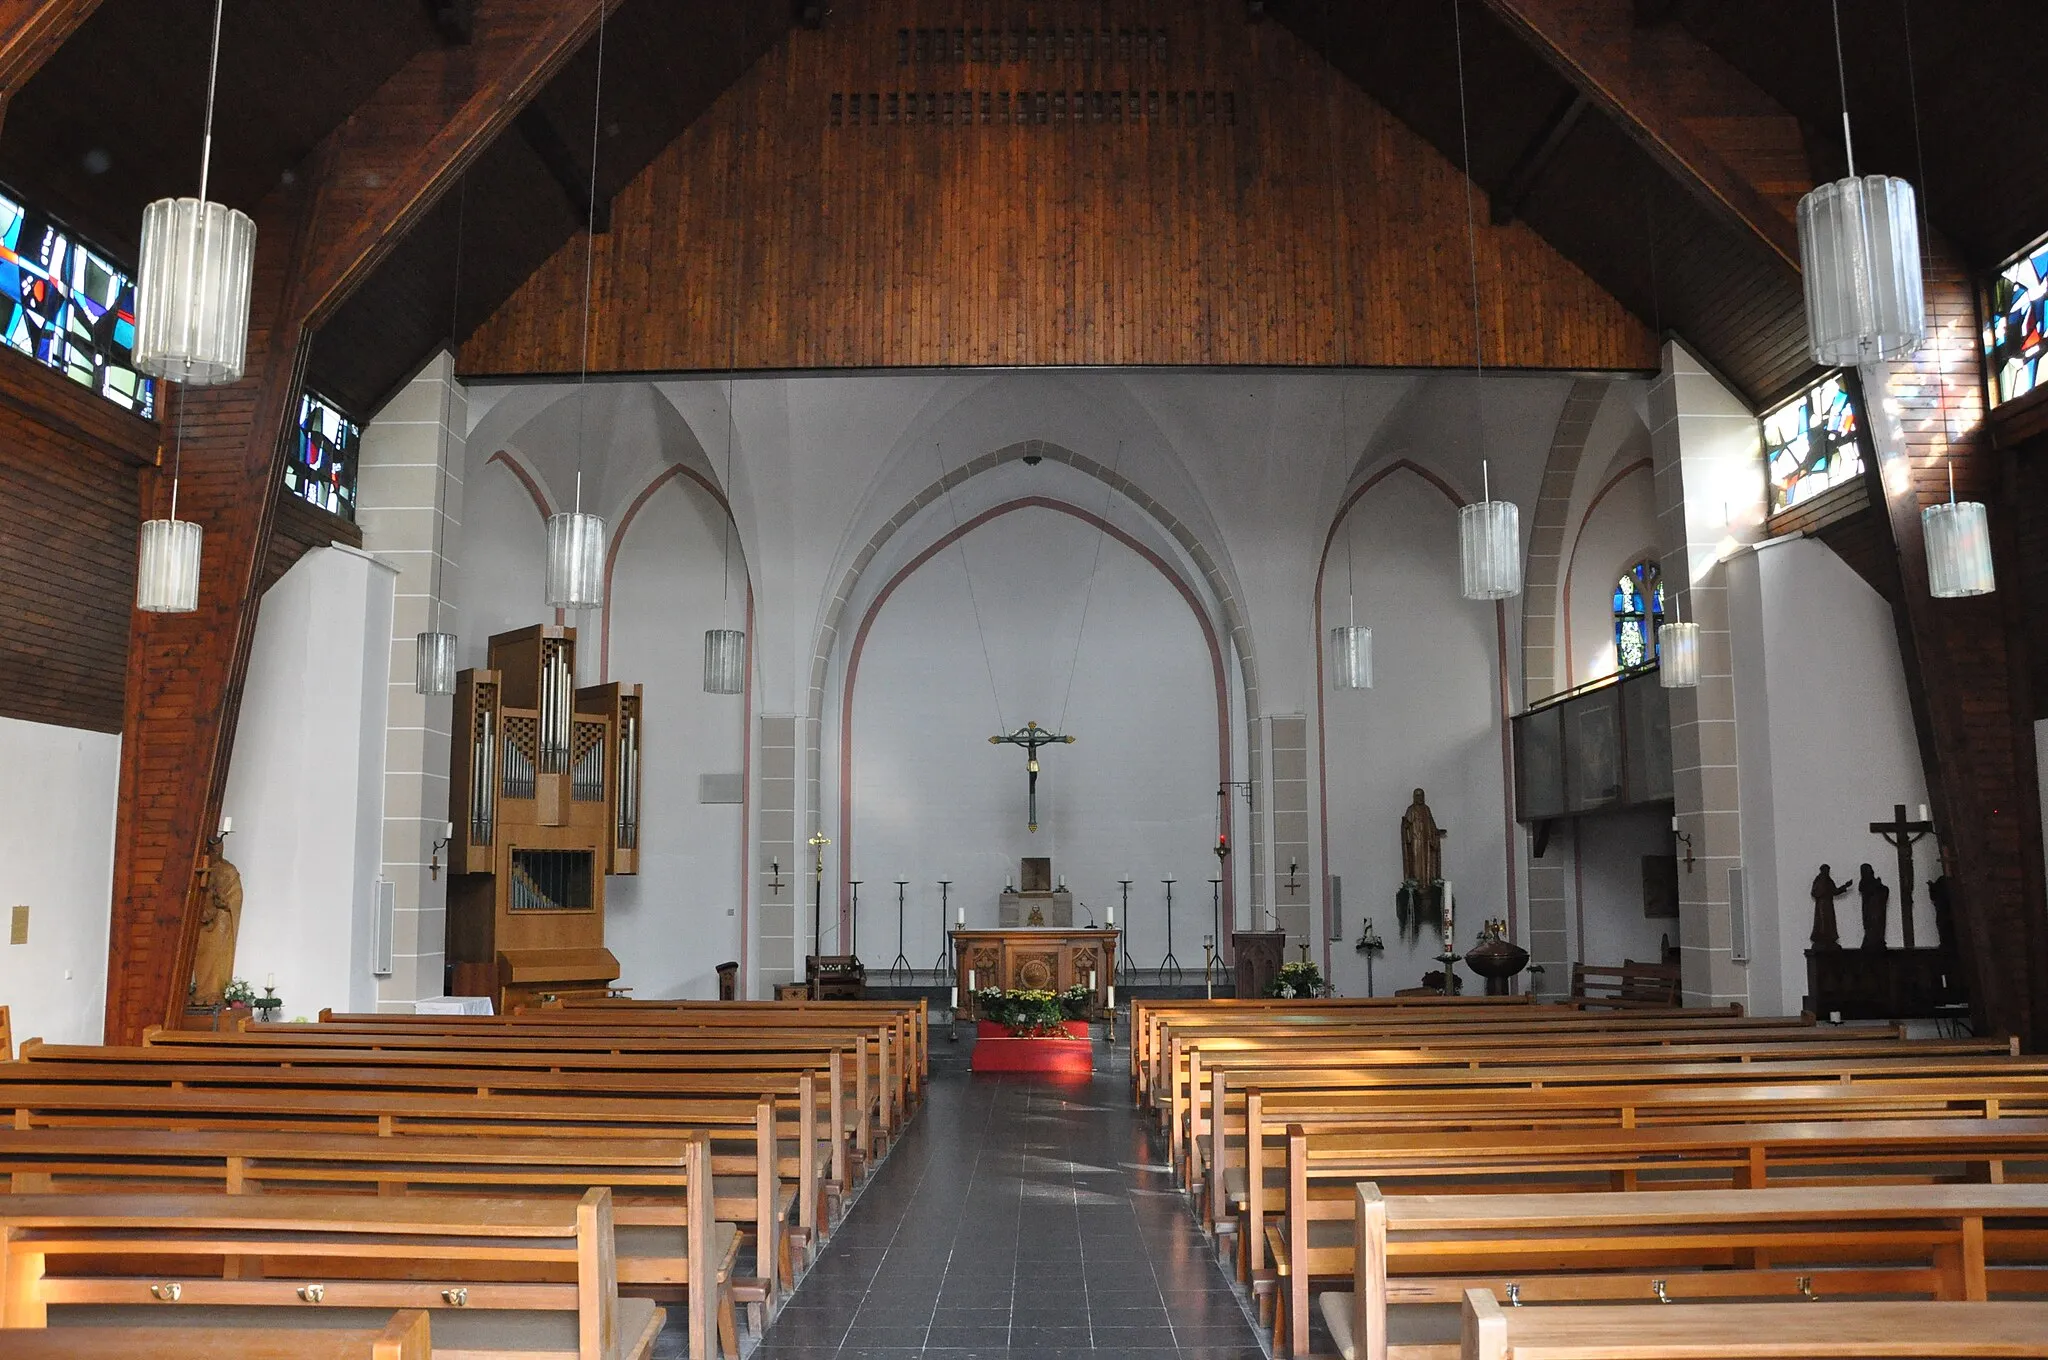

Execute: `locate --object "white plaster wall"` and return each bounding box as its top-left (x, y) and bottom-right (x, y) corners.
top-left (844, 505), bottom-right (1221, 972)
top-left (222, 546), bottom-right (395, 1018)
top-left (1564, 460), bottom-right (1658, 687)
top-left (602, 473), bottom-right (748, 999)
top-left (1729, 537), bottom-right (1930, 1016)
top-left (458, 454), bottom-right (552, 678)
top-left (1320, 470), bottom-right (1510, 997)
top-left (1573, 808), bottom-right (1680, 968)
top-left (0, 716), bottom-right (118, 1044)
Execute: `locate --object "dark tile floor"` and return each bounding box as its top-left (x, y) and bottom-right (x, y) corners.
top-left (734, 1030), bottom-right (1266, 1360)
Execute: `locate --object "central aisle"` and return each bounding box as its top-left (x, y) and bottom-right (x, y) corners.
top-left (746, 1037), bottom-right (1267, 1359)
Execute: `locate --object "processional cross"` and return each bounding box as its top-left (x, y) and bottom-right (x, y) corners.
top-left (1869, 803), bottom-right (1934, 948)
top-left (989, 721), bottom-right (1075, 833)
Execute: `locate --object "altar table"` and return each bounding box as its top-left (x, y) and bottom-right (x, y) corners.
top-left (950, 927), bottom-right (1120, 1020)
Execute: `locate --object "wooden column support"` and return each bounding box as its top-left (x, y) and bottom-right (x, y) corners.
top-left (103, 0), bottom-right (627, 1043)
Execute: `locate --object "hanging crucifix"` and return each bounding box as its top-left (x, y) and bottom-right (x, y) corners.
top-left (989, 721), bottom-right (1075, 832)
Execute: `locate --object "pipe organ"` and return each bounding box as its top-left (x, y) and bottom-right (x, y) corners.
top-left (446, 625), bottom-right (645, 1011)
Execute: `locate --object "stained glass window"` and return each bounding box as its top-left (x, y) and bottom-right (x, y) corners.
top-left (1764, 373), bottom-right (1862, 514)
top-left (286, 390), bottom-right (361, 521)
top-left (1985, 236), bottom-right (2047, 405)
top-left (1613, 559), bottom-right (1664, 671)
top-left (0, 186), bottom-right (154, 418)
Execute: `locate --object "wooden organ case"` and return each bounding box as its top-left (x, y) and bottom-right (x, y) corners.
top-left (446, 625), bottom-right (644, 1011)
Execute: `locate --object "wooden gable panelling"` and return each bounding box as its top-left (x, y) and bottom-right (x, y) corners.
top-left (461, 0), bottom-right (1657, 377)
top-left (0, 352), bottom-right (155, 733)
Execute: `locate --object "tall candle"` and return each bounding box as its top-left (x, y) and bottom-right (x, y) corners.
top-left (1106, 902), bottom-right (1115, 926)
top-left (956, 903), bottom-right (965, 926)
top-left (967, 969), bottom-right (976, 993)
top-left (1441, 882), bottom-right (1454, 940)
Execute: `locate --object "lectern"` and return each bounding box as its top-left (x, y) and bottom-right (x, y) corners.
top-left (445, 625), bottom-right (644, 1011)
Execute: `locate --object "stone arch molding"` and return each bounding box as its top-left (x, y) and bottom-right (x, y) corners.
top-left (804, 437), bottom-right (1261, 833)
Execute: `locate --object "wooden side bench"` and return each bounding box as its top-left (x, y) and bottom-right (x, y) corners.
top-left (0, 1308), bottom-right (430, 1359)
top-left (1320, 1183), bottom-right (2048, 1360)
top-left (0, 1126), bottom-right (729, 1359)
top-left (1458, 1291), bottom-right (2048, 1359)
top-left (1570, 962), bottom-right (1682, 1009)
top-left (0, 1189), bottom-right (660, 1360)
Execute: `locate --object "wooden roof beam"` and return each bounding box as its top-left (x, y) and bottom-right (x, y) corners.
top-left (0, 0), bottom-right (106, 132)
top-left (1491, 89), bottom-right (1587, 227)
top-left (1479, 0), bottom-right (1804, 272)
top-left (104, 0), bottom-right (627, 1045)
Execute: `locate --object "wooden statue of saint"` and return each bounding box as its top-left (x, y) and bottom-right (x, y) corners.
top-left (1400, 789), bottom-right (1445, 886)
top-left (1857, 862), bottom-right (1890, 951)
top-left (1809, 864), bottom-right (1851, 950)
top-left (188, 856), bottom-right (244, 1007)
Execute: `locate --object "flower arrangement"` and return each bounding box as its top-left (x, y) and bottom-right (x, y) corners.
top-left (975, 985), bottom-right (1093, 1036)
top-left (1266, 960), bottom-right (1327, 999)
top-left (221, 977), bottom-right (256, 1008)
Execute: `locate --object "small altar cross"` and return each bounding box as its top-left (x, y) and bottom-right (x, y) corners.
top-left (988, 721), bottom-right (1075, 833)
top-left (1869, 802), bottom-right (1934, 949)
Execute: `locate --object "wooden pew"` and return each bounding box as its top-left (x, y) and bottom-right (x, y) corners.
top-left (541, 999), bottom-right (930, 1096)
top-left (0, 1126), bottom-right (727, 1360)
top-left (288, 1017), bottom-right (907, 1149)
top-left (1142, 1011), bottom-right (1806, 1115)
top-left (1458, 1291), bottom-right (2048, 1360)
top-left (1570, 961), bottom-right (1682, 1010)
top-left (1196, 1045), bottom-right (2047, 1219)
top-left (0, 1083), bottom-right (804, 1297)
top-left (0, 1309), bottom-right (430, 1359)
top-left (6, 1050), bottom-right (843, 1240)
top-left (138, 1028), bottom-right (886, 1170)
top-left (0, 1189), bottom-right (661, 1360)
top-left (1321, 1184), bottom-right (2048, 1360)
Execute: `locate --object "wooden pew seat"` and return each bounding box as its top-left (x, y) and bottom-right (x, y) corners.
top-left (0, 1189), bottom-right (659, 1360)
top-left (1458, 1291), bottom-right (2048, 1359)
top-left (1323, 1183), bottom-right (2048, 1360)
top-left (0, 1309), bottom-right (430, 1359)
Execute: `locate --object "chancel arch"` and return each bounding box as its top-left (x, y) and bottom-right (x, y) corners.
top-left (1314, 460), bottom-right (1514, 997)
top-left (838, 496), bottom-right (1230, 986)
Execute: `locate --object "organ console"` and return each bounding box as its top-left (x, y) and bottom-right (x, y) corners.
top-left (445, 624), bottom-right (644, 1011)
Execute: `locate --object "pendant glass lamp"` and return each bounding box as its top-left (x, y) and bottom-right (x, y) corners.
top-left (1798, 172), bottom-right (1925, 365)
top-left (545, 508), bottom-right (606, 610)
top-left (1798, 4), bottom-right (1924, 365)
top-left (1329, 624), bottom-right (1372, 690)
top-left (1658, 589), bottom-right (1700, 689)
top-left (704, 628), bottom-right (747, 694)
top-left (1459, 461), bottom-right (1522, 600)
top-left (133, 0), bottom-right (254, 387)
top-left (1924, 467), bottom-right (1995, 598)
top-left (415, 629), bottom-right (457, 695)
top-left (136, 516), bottom-right (203, 613)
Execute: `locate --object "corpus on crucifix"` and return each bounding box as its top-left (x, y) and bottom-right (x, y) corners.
top-left (989, 721), bottom-right (1075, 832)
top-left (1869, 802), bottom-right (1935, 949)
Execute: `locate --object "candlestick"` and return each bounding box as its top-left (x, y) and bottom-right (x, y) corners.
top-left (265, 972), bottom-right (275, 989)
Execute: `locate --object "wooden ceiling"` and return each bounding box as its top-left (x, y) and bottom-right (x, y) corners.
top-left (0, 1), bottom-right (2038, 416)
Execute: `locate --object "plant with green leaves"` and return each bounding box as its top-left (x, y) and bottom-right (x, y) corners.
top-left (975, 985), bottom-right (1092, 1036)
top-left (1266, 960), bottom-right (1327, 999)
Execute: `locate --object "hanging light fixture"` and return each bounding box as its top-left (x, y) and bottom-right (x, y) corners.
top-left (1658, 581), bottom-right (1700, 689)
top-left (1460, 460), bottom-right (1522, 600)
top-left (133, 0), bottom-right (255, 386)
top-left (136, 513), bottom-right (202, 613)
top-left (1797, 0), bottom-right (1925, 365)
top-left (702, 23), bottom-right (751, 695)
top-left (545, 0), bottom-right (610, 611)
top-left (1330, 405), bottom-right (1372, 690)
top-left (416, 180), bottom-right (468, 695)
top-left (1924, 465), bottom-right (1995, 598)
top-left (1447, 1), bottom-right (1521, 603)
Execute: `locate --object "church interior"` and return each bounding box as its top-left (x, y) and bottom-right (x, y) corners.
top-left (2, 0), bottom-right (2048, 1356)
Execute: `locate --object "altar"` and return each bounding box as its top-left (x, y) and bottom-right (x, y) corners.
top-left (951, 927), bottom-right (1120, 1021)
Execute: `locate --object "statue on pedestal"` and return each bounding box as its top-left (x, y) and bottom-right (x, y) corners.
top-left (1858, 863), bottom-right (1890, 951)
top-left (1809, 864), bottom-right (1851, 951)
top-left (1394, 789), bottom-right (1447, 947)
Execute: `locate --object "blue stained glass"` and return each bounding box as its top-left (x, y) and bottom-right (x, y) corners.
top-left (1613, 559), bottom-right (1663, 672)
top-left (1986, 239), bottom-right (2048, 405)
top-left (289, 390), bottom-right (361, 522)
top-left (0, 185), bottom-right (154, 419)
top-left (1764, 373), bottom-right (1863, 514)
